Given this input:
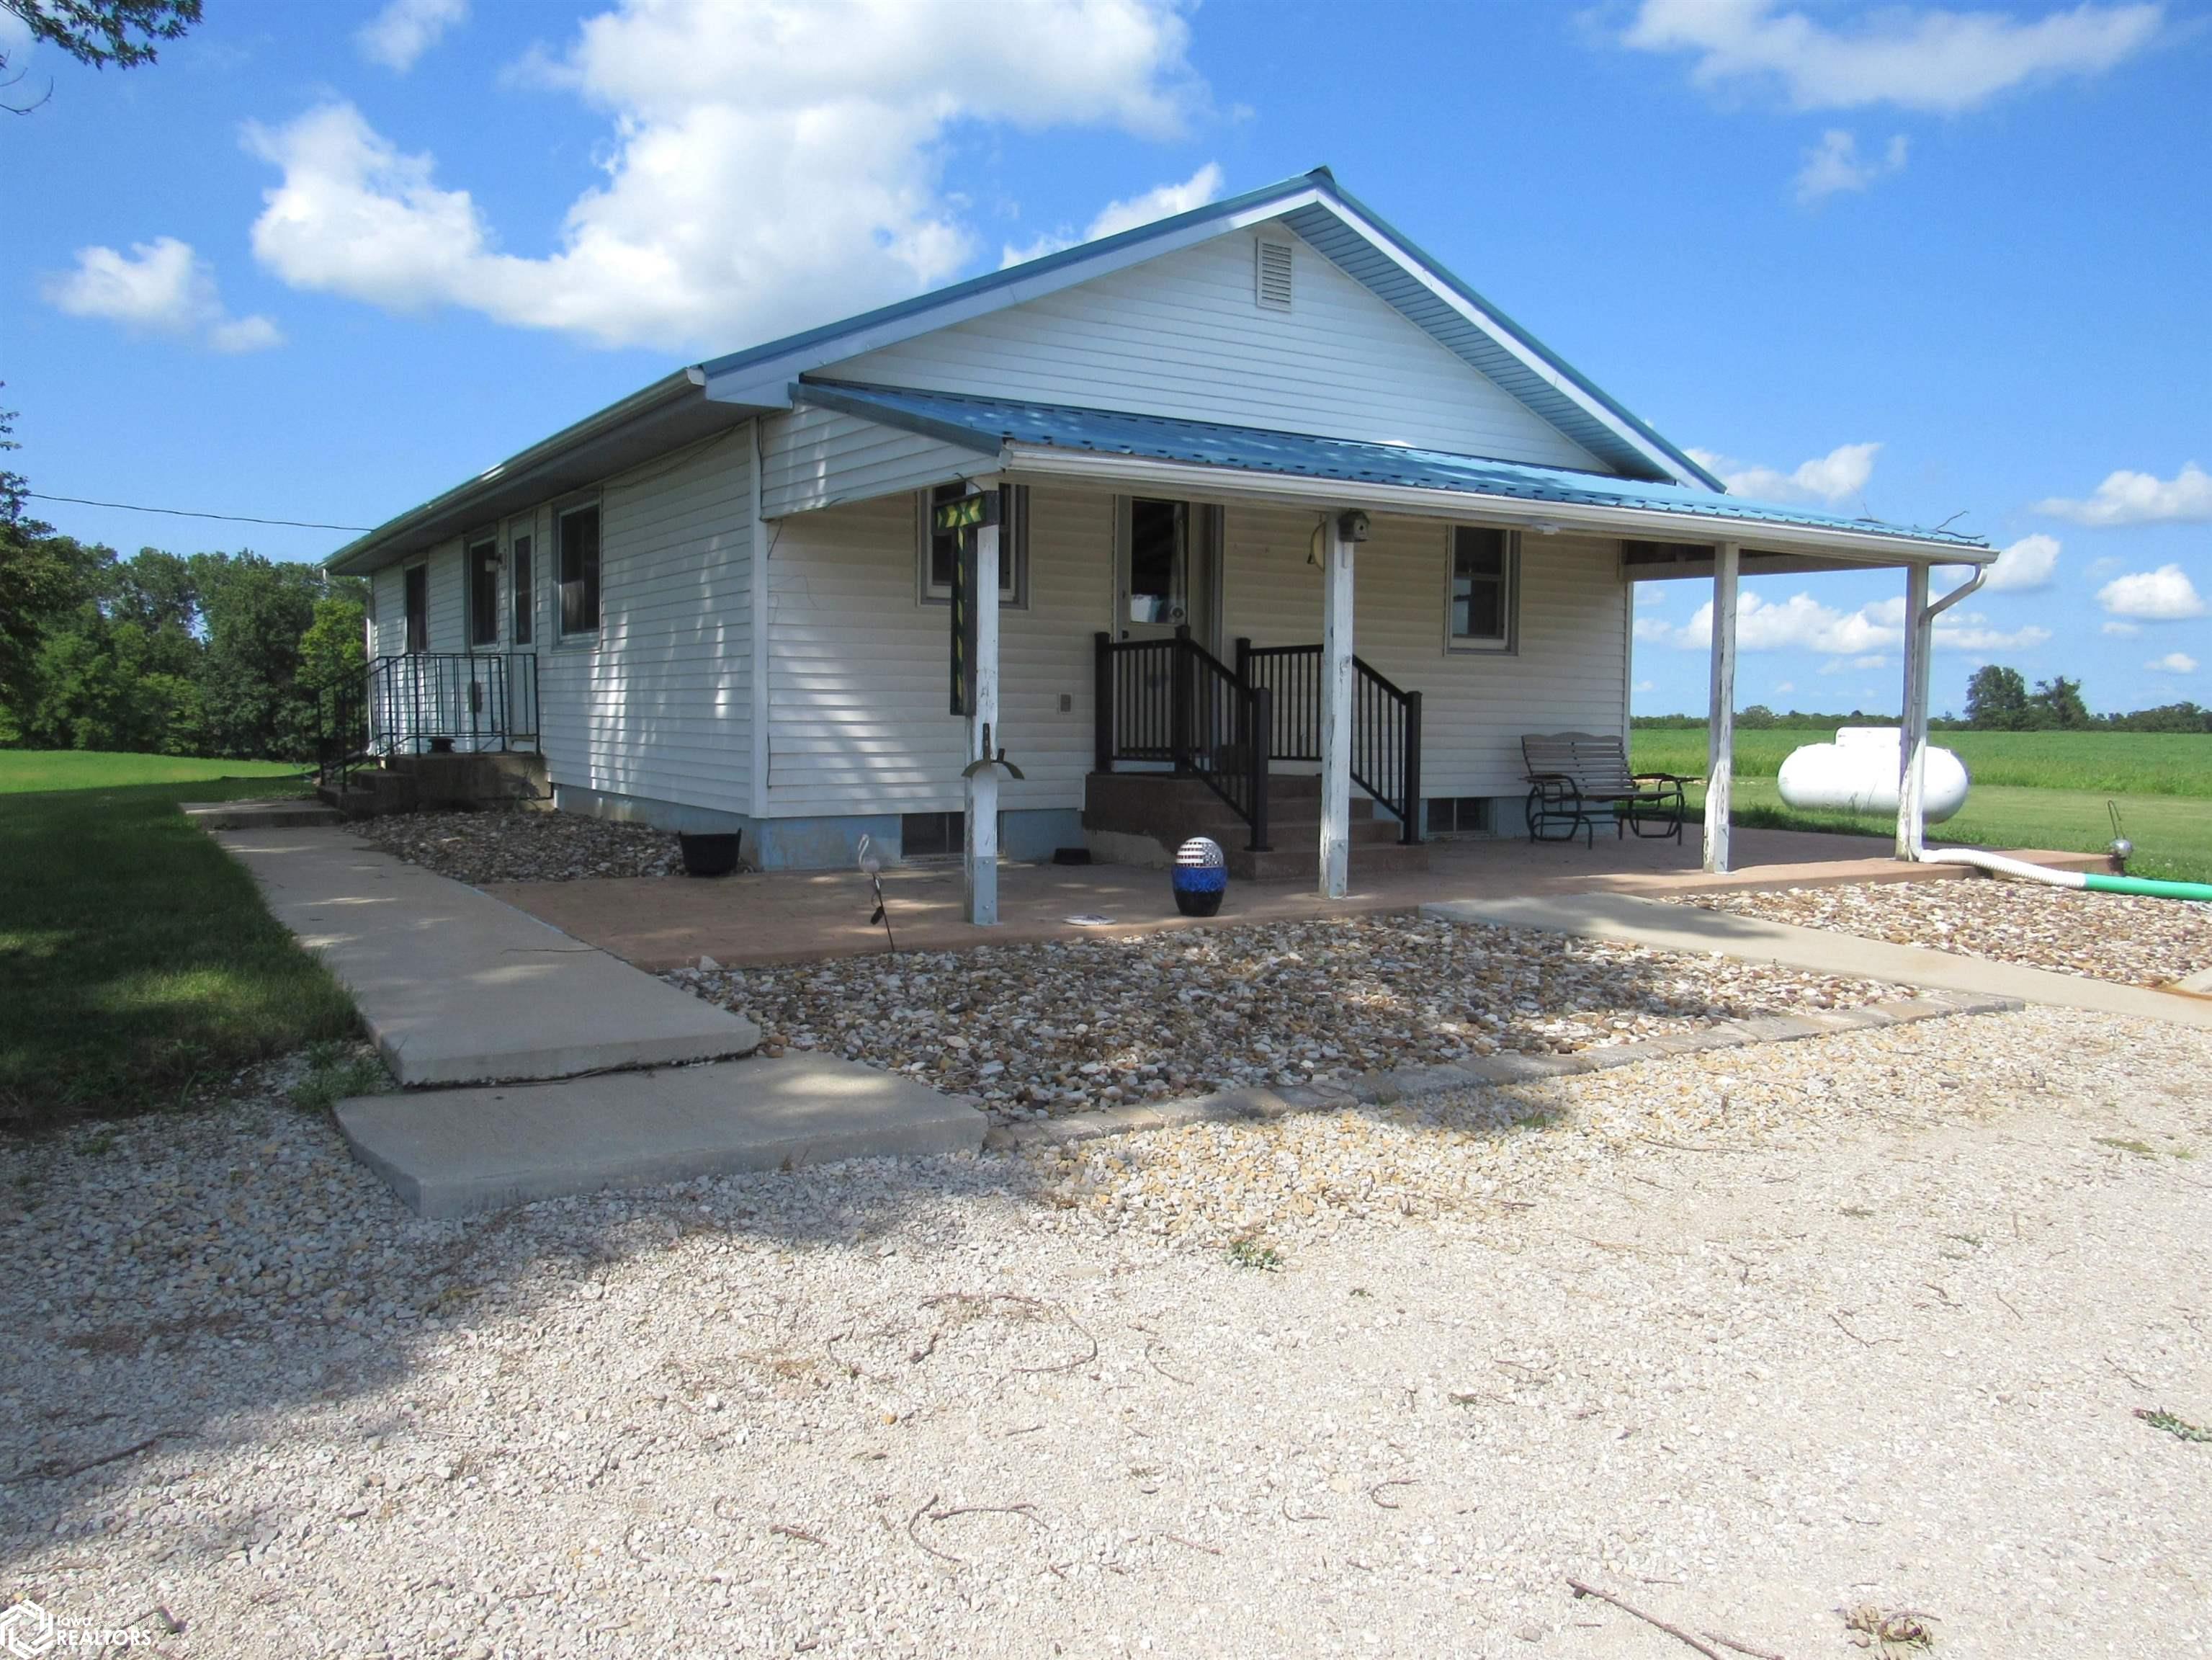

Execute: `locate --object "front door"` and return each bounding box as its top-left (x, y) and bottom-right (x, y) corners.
top-left (1115, 497), bottom-right (1219, 648)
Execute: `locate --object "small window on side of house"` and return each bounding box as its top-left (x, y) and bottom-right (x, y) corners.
top-left (1447, 525), bottom-right (1518, 653)
top-left (558, 501), bottom-right (601, 638)
top-left (467, 533), bottom-right (501, 648)
top-left (403, 562), bottom-right (428, 654)
top-left (510, 532), bottom-right (534, 646)
top-left (918, 483), bottom-right (1027, 607)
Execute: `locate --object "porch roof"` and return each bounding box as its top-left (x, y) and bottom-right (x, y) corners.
top-left (795, 381), bottom-right (1993, 569)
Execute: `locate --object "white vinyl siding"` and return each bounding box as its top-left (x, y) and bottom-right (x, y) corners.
top-left (759, 403), bottom-right (996, 519)
top-left (369, 564), bottom-right (407, 658)
top-left (822, 221), bottom-right (1604, 470)
top-left (1222, 504), bottom-right (1626, 798)
top-left (761, 482), bottom-right (1109, 818)
top-left (424, 537), bottom-right (465, 653)
top-left (532, 432), bottom-right (754, 816)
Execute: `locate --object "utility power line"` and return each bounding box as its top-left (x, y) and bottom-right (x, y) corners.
top-left (24, 491), bottom-right (372, 533)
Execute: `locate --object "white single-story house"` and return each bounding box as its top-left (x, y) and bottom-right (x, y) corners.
top-left (326, 166), bottom-right (1990, 918)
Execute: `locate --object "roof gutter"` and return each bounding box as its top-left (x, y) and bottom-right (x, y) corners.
top-left (323, 368), bottom-right (707, 575)
top-left (1000, 445), bottom-right (1990, 568)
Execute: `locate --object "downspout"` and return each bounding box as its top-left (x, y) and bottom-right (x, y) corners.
top-left (1898, 564), bottom-right (1984, 860)
top-left (1905, 564), bottom-right (2212, 901)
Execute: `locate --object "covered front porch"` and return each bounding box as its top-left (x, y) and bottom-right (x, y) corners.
top-left (488, 824), bottom-right (2105, 973)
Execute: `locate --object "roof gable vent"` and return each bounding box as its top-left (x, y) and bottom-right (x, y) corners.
top-left (1255, 238), bottom-right (1294, 311)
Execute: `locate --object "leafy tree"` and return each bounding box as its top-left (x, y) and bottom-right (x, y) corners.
top-left (192, 552), bottom-right (328, 759)
top-left (1, 0), bottom-right (199, 110)
top-left (296, 582), bottom-right (368, 708)
top-left (1964, 664), bottom-right (2030, 730)
top-left (2027, 674), bottom-right (2090, 730)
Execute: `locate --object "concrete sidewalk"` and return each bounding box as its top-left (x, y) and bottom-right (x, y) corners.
top-left (335, 1054), bottom-right (984, 1220)
top-left (1423, 891), bottom-right (2212, 1030)
top-left (218, 827), bottom-right (760, 1085)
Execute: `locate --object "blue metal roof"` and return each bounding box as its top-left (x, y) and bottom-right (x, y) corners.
top-left (795, 382), bottom-right (1988, 553)
top-left (697, 167), bottom-right (1717, 489)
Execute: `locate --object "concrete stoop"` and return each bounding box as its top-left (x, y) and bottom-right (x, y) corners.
top-left (182, 799), bottom-right (344, 831)
top-left (318, 751), bottom-right (551, 818)
top-left (1084, 770), bottom-right (1428, 881)
top-left (336, 1053), bottom-right (985, 1220)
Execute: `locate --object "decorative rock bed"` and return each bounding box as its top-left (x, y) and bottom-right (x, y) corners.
top-left (358, 808), bottom-right (684, 885)
top-left (678, 914), bottom-right (1902, 1119)
top-left (1682, 877), bottom-right (2212, 986)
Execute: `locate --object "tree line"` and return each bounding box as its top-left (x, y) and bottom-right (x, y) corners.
top-left (1634, 671), bottom-right (2210, 735)
top-left (2, 406), bottom-right (362, 761)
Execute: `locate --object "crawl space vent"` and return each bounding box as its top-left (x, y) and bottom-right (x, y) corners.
top-left (1255, 239), bottom-right (1294, 311)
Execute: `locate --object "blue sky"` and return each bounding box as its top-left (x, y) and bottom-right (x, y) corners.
top-left (6, 0), bottom-right (2206, 717)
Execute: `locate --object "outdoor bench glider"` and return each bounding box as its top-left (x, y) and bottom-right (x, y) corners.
top-left (1521, 732), bottom-right (1695, 847)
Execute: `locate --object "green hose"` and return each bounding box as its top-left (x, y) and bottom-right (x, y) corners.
top-left (2082, 873), bottom-right (2212, 903)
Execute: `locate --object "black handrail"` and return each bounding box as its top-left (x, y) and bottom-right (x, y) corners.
top-left (359, 652), bottom-right (541, 759)
top-left (1232, 641), bottom-right (1421, 844)
top-left (1093, 629), bottom-right (1271, 850)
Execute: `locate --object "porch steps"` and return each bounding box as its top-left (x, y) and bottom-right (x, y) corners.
top-left (181, 798), bottom-right (344, 831)
top-left (317, 751), bottom-right (550, 818)
top-left (1083, 771), bottom-right (1429, 883)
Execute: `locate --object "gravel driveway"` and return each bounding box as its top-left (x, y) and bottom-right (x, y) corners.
top-left (4, 1008), bottom-right (2207, 1658)
top-left (681, 915), bottom-right (1899, 1120)
top-left (1683, 878), bottom-right (2212, 986)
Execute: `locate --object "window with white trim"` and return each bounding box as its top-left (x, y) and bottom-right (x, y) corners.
top-left (918, 482), bottom-right (1028, 607)
top-left (557, 499), bottom-right (601, 638)
top-left (466, 532), bottom-right (500, 648)
top-left (1446, 525), bottom-right (1518, 652)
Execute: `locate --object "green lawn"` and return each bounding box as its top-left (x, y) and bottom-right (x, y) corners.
top-left (0, 749), bottom-right (305, 795)
top-left (0, 753), bottom-right (359, 1128)
top-left (1634, 725), bottom-right (2212, 885)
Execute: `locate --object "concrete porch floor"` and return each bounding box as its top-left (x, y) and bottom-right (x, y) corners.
top-left (485, 828), bottom-right (2106, 973)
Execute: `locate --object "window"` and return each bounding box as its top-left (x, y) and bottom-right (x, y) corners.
top-left (1447, 525), bottom-right (1518, 652)
top-left (1425, 796), bottom-right (1492, 836)
top-left (467, 533), bottom-right (500, 648)
top-left (900, 810), bottom-right (965, 858)
top-left (509, 532), bottom-right (534, 646)
top-left (403, 563), bottom-right (428, 654)
top-left (558, 501), bottom-right (601, 637)
top-left (919, 482), bottom-right (1027, 607)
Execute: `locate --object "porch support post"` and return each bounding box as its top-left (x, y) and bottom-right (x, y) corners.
top-left (1896, 561), bottom-right (1933, 860)
top-left (1319, 514), bottom-right (1356, 899)
top-left (1703, 540), bottom-right (1739, 874)
top-left (748, 419), bottom-right (771, 820)
top-left (964, 518), bottom-right (1001, 926)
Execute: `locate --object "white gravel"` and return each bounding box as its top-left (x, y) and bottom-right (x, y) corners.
top-left (1682, 876), bottom-right (2212, 986)
top-left (679, 915), bottom-right (1901, 1120)
top-left (4, 1008), bottom-right (2208, 1658)
top-left (359, 810), bottom-right (684, 885)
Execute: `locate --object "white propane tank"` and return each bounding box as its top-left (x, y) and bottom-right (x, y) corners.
top-left (1776, 726), bottom-right (1971, 824)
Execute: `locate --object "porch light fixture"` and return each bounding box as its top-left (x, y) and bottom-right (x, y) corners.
top-left (1531, 519), bottom-right (1562, 536)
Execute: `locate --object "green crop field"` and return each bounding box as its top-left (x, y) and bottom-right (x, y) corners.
top-left (1632, 728), bottom-right (2212, 885)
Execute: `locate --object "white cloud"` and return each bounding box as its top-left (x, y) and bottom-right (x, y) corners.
top-left (1622, 0), bottom-right (2164, 113)
top-left (1687, 440), bottom-right (1879, 504)
top-left (248, 0), bottom-right (1203, 352)
top-left (2097, 563), bottom-right (2207, 620)
top-left (1939, 532), bottom-right (2061, 595)
top-left (2102, 620), bottom-right (2141, 636)
top-left (1633, 615), bottom-right (1675, 643)
top-left (1634, 585), bottom-right (1665, 607)
top-left (2147, 651), bottom-right (2198, 674)
top-left (1000, 161), bottom-right (1224, 267)
top-left (1634, 679), bottom-right (1655, 693)
top-left (357, 0), bottom-right (467, 72)
top-left (1774, 681), bottom-right (1795, 694)
top-left (41, 236), bottom-right (282, 352)
top-left (2036, 461), bottom-right (2212, 526)
top-left (1655, 589), bottom-right (2046, 659)
top-left (1794, 130), bottom-right (1908, 202)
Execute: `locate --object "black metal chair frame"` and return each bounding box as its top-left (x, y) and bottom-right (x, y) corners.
top-left (1521, 733), bottom-right (1693, 847)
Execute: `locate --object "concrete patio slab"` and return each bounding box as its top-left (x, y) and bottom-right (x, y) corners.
top-left (215, 826), bottom-right (758, 1085)
top-left (487, 828), bottom-right (2106, 973)
top-left (334, 1053), bottom-right (985, 1219)
top-left (1422, 891), bottom-right (2212, 1030)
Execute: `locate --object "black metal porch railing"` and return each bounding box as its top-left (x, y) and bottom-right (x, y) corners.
top-left (362, 652), bottom-right (541, 759)
top-left (1094, 628), bottom-right (1272, 851)
top-left (1235, 641), bottom-right (1423, 844)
